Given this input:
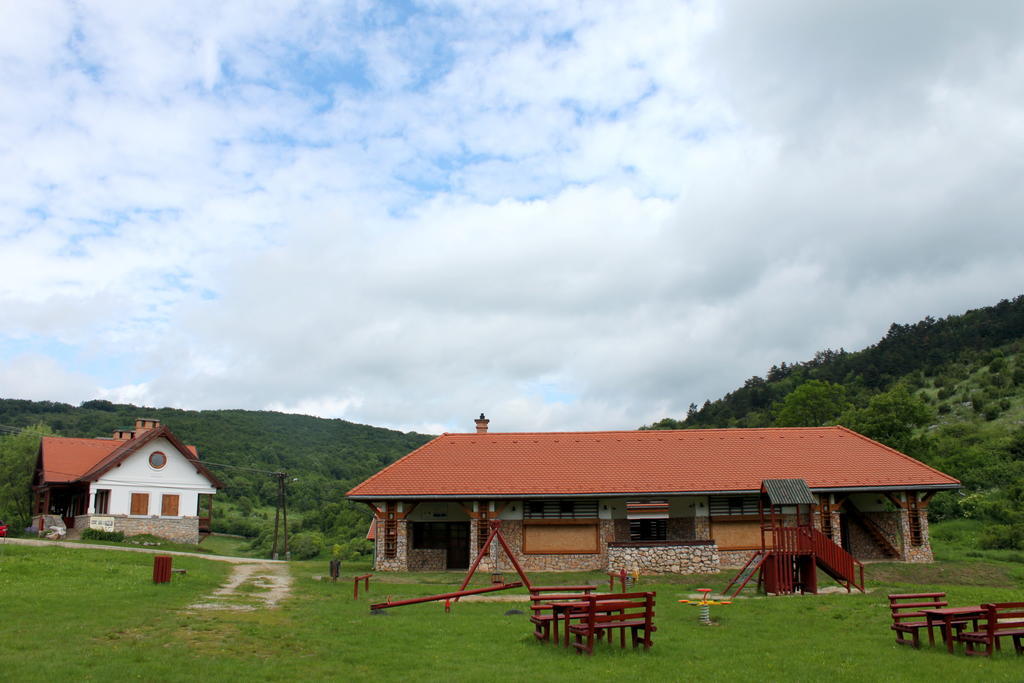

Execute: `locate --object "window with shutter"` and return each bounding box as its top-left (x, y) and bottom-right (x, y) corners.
top-left (130, 493), bottom-right (149, 515)
top-left (161, 494), bottom-right (180, 517)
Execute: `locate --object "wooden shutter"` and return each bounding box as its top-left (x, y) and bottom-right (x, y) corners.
top-left (161, 494), bottom-right (179, 517)
top-left (130, 493), bottom-right (149, 515)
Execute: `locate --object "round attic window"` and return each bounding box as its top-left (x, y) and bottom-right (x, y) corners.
top-left (149, 451), bottom-right (167, 469)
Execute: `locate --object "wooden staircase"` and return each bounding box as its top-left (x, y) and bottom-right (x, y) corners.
top-left (844, 502), bottom-right (900, 559)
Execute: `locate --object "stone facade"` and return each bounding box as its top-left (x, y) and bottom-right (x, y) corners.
top-left (899, 508), bottom-right (933, 563)
top-left (370, 493), bottom-right (936, 574)
top-left (718, 549), bottom-right (758, 568)
top-left (608, 541), bottom-right (718, 574)
top-left (373, 518), bottom-right (410, 571)
top-left (408, 548), bottom-right (446, 571)
top-left (70, 514), bottom-right (201, 544)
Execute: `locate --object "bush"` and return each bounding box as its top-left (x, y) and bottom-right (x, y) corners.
top-left (937, 386), bottom-right (954, 400)
top-left (979, 523), bottom-right (1024, 550)
top-left (288, 531), bottom-right (325, 560)
top-left (81, 529), bottom-right (125, 542)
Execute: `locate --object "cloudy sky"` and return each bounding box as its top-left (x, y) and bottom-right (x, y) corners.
top-left (2, 1), bottom-right (1023, 434)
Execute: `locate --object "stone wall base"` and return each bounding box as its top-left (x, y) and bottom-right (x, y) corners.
top-left (608, 543), bottom-right (719, 574)
top-left (73, 515), bottom-right (200, 545)
top-left (718, 549), bottom-right (759, 568)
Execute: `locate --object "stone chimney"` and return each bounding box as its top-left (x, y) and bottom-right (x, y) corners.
top-left (474, 413), bottom-right (489, 434)
top-left (134, 418), bottom-right (161, 435)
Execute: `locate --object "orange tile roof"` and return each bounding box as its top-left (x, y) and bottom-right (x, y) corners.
top-left (39, 437), bottom-right (122, 482)
top-left (39, 429), bottom-right (215, 486)
top-left (346, 426), bottom-right (959, 498)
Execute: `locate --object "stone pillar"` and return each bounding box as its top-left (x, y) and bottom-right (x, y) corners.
top-left (898, 507), bottom-right (934, 563)
top-left (374, 518), bottom-right (409, 571)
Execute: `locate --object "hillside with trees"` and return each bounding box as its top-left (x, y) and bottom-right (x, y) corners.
top-left (0, 403), bottom-right (432, 558)
top-left (646, 294), bottom-right (1024, 551)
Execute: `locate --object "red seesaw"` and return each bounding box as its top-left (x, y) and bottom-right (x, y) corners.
top-left (369, 520), bottom-right (532, 611)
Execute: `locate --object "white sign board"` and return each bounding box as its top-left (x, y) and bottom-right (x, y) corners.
top-left (90, 516), bottom-right (115, 532)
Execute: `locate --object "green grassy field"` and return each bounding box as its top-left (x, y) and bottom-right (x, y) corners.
top-left (2, 542), bottom-right (1023, 681)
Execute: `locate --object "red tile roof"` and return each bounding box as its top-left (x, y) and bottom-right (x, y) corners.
top-left (346, 426), bottom-right (959, 498)
top-left (39, 437), bottom-right (121, 482)
top-left (39, 428), bottom-right (219, 488)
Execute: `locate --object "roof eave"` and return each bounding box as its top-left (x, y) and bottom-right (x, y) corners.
top-left (346, 482), bottom-right (961, 501)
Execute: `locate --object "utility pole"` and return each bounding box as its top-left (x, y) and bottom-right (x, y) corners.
top-left (282, 472), bottom-right (290, 561)
top-left (270, 473), bottom-right (290, 565)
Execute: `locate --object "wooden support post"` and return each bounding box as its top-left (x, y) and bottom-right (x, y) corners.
top-left (353, 574), bottom-right (372, 599)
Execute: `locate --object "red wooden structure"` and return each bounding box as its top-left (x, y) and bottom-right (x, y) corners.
top-left (152, 555), bottom-right (173, 584)
top-left (370, 520), bottom-right (532, 610)
top-left (724, 479), bottom-right (864, 597)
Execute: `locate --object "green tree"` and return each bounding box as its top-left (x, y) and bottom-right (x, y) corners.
top-left (774, 380), bottom-right (850, 427)
top-left (0, 423), bottom-right (52, 529)
top-left (838, 385), bottom-right (933, 453)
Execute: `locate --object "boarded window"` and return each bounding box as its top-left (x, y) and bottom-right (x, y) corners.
top-left (161, 494), bottom-right (180, 517)
top-left (94, 489), bottom-right (110, 514)
top-left (130, 493), bottom-right (149, 516)
top-left (711, 520), bottom-right (762, 549)
top-left (522, 523), bottom-right (599, 554)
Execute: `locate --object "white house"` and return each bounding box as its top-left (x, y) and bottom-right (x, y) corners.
top-left (33, 419), bottom-right (222, 543)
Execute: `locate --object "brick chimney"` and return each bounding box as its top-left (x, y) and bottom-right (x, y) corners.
top-left (474, 413), bottom-right (489, 434)
top-left (134, 418), bottom-right (161, 435)
top-left (112, 428), bottom-right (134, 441)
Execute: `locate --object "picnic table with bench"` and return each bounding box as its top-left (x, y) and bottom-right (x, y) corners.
top-left (529, 585), bottom-right (596, 644)
top-left (531, 588), bottom-right (656, 655)
top-left (567, 591), bottom-right (657, 655)
top-left (889, 592), bottom-right (970, 650)
top-left (890, 593), bottom-right (1024, 656)
top-left (956, 602), bottom-right (1024, 656)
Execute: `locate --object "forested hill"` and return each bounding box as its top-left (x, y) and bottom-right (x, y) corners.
top-left (646, 294), bottom-right (1024, 550)
top-left (651, 295), bottom-right (1024, 431)
top-left (0, 400), bottom-right (432, 511)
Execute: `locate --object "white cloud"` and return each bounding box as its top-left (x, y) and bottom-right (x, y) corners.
top-left (1, 1), bottom-right (1022, 433)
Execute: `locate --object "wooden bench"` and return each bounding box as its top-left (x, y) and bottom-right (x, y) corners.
top-left (529, 586), bottom-right (596, 643)
top-left (567, 591), bottom-right (656, 655)
top-left (888, 593), bottom-right (950, 648)
top-left (956, 602), bottom-right (1024, 656)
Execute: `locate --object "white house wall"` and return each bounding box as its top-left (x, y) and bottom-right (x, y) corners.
top-left (87, 437), bottom-right (216, 517)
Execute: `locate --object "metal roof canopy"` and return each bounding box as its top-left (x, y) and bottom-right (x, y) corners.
top-left (761, 479), bottom-right (816, 506)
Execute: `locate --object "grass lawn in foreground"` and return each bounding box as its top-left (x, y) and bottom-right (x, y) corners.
top-left (2, 545), bottom-right (1023, 681)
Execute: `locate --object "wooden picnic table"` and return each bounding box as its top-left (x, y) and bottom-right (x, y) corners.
top-left (920, 606), bottom-right (985, 653)
top-left (547, 600), bottom-right (589, 648)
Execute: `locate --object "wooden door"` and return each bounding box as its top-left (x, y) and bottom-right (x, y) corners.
top-left (446, 523), bottom-right (470, 569)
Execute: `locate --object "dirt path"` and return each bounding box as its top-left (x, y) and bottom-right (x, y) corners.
top-left (187, 561), bottom-right (293, 612)
top-left (5, 537), bottom-right (294, 611)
